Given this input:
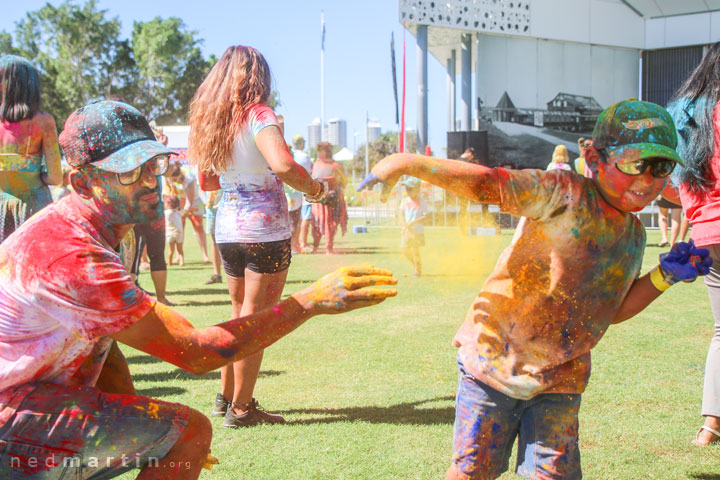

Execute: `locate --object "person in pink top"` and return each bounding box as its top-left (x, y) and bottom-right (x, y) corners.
top-left (0, 100), bottom-right (396, 479)
top-left (667, 41), bottom-right (720, 446)
top-left (361, 99), bottom-right (711, 479)
top-left (0, 55), bottom-right (62, 242)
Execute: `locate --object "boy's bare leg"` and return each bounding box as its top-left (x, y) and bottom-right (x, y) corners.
top-left (137, 408), bottom-right (212, 480)
top-left (412, 247), bottom-right (422, 276)
top-left (168, 243), bottom-right (175, 266)
top-left (177, 243), bottom-right (185, 266)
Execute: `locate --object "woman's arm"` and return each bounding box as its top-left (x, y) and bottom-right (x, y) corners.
top-left (40, 113), bottom-right (62, 186)
top-left (256, 125), bottom-right (320, 195)
top-left (198, 170), bottom-right (221, 191)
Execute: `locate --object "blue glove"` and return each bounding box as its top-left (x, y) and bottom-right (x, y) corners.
top-left (658, 240), bottom-right (712, 284)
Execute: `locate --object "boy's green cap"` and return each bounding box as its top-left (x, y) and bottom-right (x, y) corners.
top-left (592, 99), bottom-right (684, 166)
top-left (401, 177), bottom-right (421, 189)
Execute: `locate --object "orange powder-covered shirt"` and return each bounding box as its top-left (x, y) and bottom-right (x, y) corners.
top-left (454, 168), bottom-right (645, 400)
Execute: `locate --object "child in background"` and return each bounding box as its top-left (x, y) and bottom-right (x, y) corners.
top-left (361, 99), bottom-right (713, 479)
top-left (399, 177), bottom-right (427, 276)
top-left (164, 194), bottom-right (184, 266)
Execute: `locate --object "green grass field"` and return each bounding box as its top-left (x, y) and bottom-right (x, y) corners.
top-left (118, 225), bottom-right (720, 480)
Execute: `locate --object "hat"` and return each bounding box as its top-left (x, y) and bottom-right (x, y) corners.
top-left (401, 177), bottom-right (421, 189)
top-left (59, 101), bottom-right (175, 173)
top-left (292, 135), bottom-right (304, 148)
top-left (592, 99), bottom-right (684, 166)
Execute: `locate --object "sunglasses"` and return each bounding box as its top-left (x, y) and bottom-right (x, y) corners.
top-left (599, 149), bottom-right (675, 178)
top-left (116, 155), bottom-right (170, 185)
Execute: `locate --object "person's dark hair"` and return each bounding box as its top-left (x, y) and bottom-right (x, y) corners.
top-left (669, 42), bottom-right (720, 192)
top-left (0, 55), bottom-right (41, 122)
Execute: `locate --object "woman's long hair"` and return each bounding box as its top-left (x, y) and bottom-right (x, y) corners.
top-left (669, 42), bottom-right (720, 192)
top-left (0, 55), bottom-right (41, 123)
top-left (188, 46), bottom-right (272, 173)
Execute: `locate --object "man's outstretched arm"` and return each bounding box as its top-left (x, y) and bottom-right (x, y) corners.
top-left (112, 266), bottom-right (397, 375)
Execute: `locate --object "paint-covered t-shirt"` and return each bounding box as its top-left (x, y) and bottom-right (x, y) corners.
top-left (454, 169), bottom-right (645, 400)
top-left (214, 104), bottom-right (290, 243)
top-left (401, 197), bottom-right (427, 234)
top-left (0, 195), bottom-right (155, 427)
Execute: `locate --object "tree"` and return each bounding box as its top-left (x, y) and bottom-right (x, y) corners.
top-left (352, 131), bottom-right (417, 175)
top-left (129, 17), bottom-right (213, 123)
top-left (8, 0), bottom-right (124, 122)
top-left (0, 0), bottom-right (215, 125)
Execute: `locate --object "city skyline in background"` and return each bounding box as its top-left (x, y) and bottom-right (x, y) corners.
top-left (2, 0), bottom-right (452, 155)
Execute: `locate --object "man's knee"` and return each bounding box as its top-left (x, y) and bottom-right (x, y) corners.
top-left (182, 407), bottom-right (213, 449)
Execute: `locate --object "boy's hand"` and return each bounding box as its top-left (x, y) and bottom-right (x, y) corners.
top-left (295, 265), bottom-right (398, 315)
top-left (658, 240), bottom-right (713, 284)
top-left (356, 155), bottom-right (404, 202)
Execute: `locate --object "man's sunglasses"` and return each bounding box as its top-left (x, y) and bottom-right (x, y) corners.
top-left (599, 149), bottom-right (675, 178)
top-left (116, 155), bottom-right (170, 185)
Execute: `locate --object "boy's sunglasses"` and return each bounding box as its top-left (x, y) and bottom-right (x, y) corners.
top-left (599, 149), bottom-right (675, 178)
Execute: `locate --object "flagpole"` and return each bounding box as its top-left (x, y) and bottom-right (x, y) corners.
top-left (320, 11), bottom-right (326, 142)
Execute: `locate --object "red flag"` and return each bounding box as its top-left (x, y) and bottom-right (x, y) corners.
top-left (400, 25), bottom-right (406, 153)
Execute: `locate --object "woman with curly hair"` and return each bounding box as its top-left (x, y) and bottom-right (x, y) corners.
top-left (0, 55), bottom-right (62, 242)
top-left (188, 45), bottom-right (326, 428)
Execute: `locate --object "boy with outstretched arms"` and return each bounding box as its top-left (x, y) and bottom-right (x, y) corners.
top-left (360, 99), bottom-right (712, 479)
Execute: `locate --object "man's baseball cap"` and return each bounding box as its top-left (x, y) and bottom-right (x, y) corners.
top-left (59, 101), bottom-right (176, 173)
top-left (592, 99), bottom-right (684, 166)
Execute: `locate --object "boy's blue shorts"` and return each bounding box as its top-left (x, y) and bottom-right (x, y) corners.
top-left (452, 358), bottom-right (582, 479)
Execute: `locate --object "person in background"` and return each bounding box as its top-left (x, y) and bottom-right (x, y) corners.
top-left (130, 121), bottom-right (173, 306)
top-left (50, 165), bottom-right (72, 202)
top-left (165, 194), bottom-right (184, 266)
top-left (656, 195), bottom-right (685, 247)
top-left (574, 137), bottom-right (591, 175)
top-left (0, 55), bottom-right (62, 243)
top-left (667, 41), bottom-right (720, 446)
top-left (167, 161), bottom-right (210, 264)
top-left (203, 189), bottom-right (223, 285)
top-left (399, 177), bottom-right (427, 277)
top-left (311, 142), bottom-right (348, 254)
top-left (293, 135), bottom-right (314, 251)
top-left (546, 144), bottom-right (572, 171)
top-left (188, 45), bottom-right (329, 427)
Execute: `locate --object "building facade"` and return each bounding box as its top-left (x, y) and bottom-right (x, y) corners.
top-left (327, 118), bottom-right (348, 148)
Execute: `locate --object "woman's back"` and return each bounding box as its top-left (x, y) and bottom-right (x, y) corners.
top-left (0, 113), bottom-right (56, 194)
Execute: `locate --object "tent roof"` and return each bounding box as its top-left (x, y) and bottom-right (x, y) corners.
top-left (333, 147), bottom-right (354, 161)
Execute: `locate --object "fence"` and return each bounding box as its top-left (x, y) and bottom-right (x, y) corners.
top-left (347, 182), bottom-right (666, 231)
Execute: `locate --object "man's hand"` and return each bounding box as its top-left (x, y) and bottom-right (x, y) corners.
top-left (295, 265), bottom-right (398, 315)
top-left (658, 240), bottom-right (712, 284)
top-left (356, 155), bottom-right (405, 202)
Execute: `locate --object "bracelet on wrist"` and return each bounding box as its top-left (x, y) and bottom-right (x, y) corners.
top-left (649, 265), bottom-right (672, 292)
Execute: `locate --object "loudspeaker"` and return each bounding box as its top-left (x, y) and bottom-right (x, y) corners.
top-left (447, 130), bottom-right (489, 165)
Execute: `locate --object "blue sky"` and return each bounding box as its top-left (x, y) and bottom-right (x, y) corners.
top-left (2, 0), bottom-right (452, 154)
